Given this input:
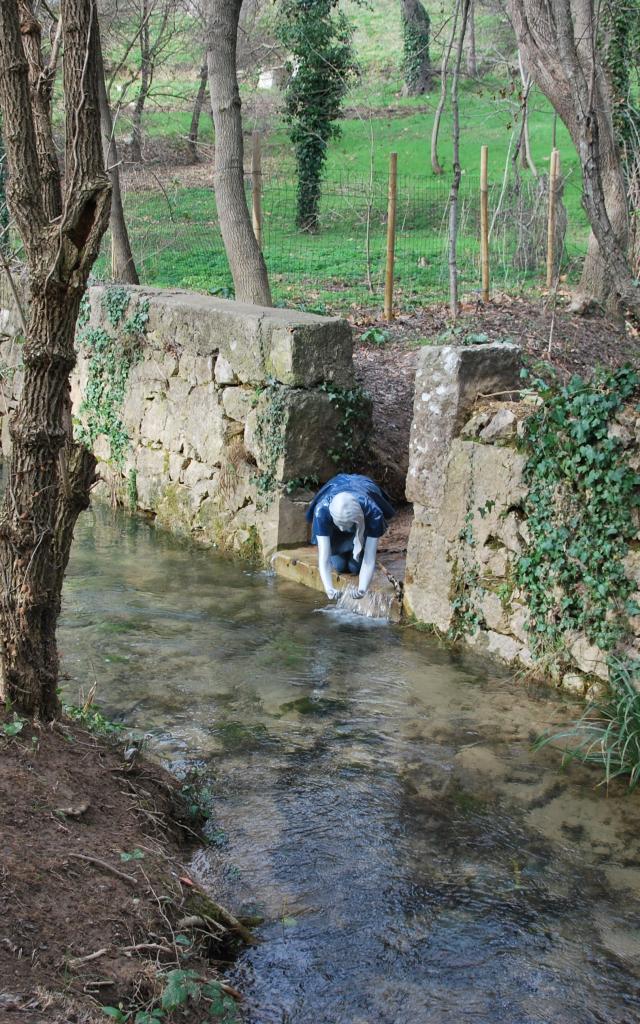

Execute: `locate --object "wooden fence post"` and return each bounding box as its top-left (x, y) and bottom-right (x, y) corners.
top-left (384, 151), bottom-right (398, 322)
top-left (480, 145), bottom-right (489, 302)
top-left (546, 147), bottom-right (560, 289)
top-left (251, 131), bottom-right (263, 248)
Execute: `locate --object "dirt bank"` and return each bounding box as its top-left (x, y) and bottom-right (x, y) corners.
top-left (0, 707), bottom-right (247, 1024)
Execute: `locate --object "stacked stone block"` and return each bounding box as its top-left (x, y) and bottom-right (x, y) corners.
top-left (0, 285), bottom-right (359, 560)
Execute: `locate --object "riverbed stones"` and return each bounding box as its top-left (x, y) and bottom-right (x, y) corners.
top-left (561, 673), bottom-right (587, 697)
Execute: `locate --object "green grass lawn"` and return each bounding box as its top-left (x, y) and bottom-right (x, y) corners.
top-left (113, 73), bottom-right (588, 312)
top-left (99, 1), bottom-right (590, 312)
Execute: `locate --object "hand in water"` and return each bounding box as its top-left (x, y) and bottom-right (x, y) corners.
top-left (354, 589), bottom-right (366, 600)
top-left (326, 588), bottom-right (340, 600)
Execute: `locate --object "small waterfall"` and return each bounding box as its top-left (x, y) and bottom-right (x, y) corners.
top-left (335, 584), bottom-right (394, 621)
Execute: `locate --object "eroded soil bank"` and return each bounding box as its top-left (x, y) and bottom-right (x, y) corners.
top-left (0, 710), bottom-right (244, 1024)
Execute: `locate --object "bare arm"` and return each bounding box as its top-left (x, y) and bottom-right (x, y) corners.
top-left (317, 535), bottom-right (339, 600)
top-left (356, 536), bottom-right (378, 597)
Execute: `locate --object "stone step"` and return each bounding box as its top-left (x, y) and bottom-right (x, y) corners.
top-left (271, 546), bottom-right (402, 622)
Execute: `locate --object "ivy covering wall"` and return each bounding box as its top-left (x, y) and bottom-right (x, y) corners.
top-left (517, 365), bottom-right (640, 667)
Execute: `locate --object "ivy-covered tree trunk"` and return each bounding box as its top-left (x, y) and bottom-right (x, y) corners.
top-left (401, 0), bottom-right (432, 95)
top-left (207, 0), bottom-right (271, 304)
top-left (278, 0), bottom-right (356, 232)
top-left (0, 0), bottom-right (111, 719)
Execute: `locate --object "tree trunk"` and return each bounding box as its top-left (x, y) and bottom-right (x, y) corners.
top-left (448, 0), bottom-right (471, 316)
top-left (0, 123), bottom-right (8, 253)
top-left (401, 0), bottom-right (432, 96)
top-left (0, 292), bottom-right (97, 718)
top-left (0, 0), bottom-right (111, 720)
top-left (16, 0), bottom-right (61, 221)
top-left (187, 63), bottom-right (209, 164)
top-left (130, 0), bottom-right (150, 164)
top-left (466, 0), bottom-right (477, 77)
top-left (95, 17), bottom-right (139, 284)
top-left (516, 52), bottom-right (537, 175)
top-left (207, 0), bottom-right (271, 305)
top-left (573, 146), bottom-right (630, 315)
top-left (431, 0), bottom-right (460, 175)
top-left (506, 0), bottom-right (638, 318)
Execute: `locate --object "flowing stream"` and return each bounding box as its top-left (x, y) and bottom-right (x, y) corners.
top-left (59, 507), bottom-right (640, 1024)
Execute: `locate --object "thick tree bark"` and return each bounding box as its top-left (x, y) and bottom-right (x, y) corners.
top-left (207, 0), bottom-right (271, 305)
top-left (577, 154), bottom-right (629, 309)
top-left (16, 1), bottom-right (61, 220)
top-left (95, 17), bottom-right (139, 283)
top-left (506, 0), bottom-right (637, 317)
top-left (187, 63), bottom-right (208, 164)
top-left (0, 0), bottom-right (111, 719)
top-left (401, 0), bottom-right (432, 95)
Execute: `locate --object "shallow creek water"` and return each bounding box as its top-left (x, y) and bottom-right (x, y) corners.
top-left (59, 507), bottom-right (640, 1024)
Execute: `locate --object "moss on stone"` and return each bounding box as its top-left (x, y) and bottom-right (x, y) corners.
top-left (155, 483), bottom-right (193, 535)
top-left (194, 498), bottom-right (229, 549)
top-left (236, 525), bottom-right (262, 565)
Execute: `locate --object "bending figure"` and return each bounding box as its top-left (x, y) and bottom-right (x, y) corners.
top-left (306, 474), bottom-right (395, 600)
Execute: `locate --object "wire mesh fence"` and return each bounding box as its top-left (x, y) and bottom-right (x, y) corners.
top-left (14, 164), bottom-right (591, 313)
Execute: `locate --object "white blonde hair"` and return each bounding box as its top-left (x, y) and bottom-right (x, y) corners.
top-left (328, 492), bottom-right (365, 559)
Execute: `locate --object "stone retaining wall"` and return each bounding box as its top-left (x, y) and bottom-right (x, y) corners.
top-left (0, 285), bottom-right (363, 560)
top-left (404, 344), bottom-right (640, 695)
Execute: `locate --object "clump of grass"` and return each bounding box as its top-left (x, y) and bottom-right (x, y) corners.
top-left (535, 660), bottom-right (640, 790)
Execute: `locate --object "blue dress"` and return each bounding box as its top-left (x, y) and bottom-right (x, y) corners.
top-left (306, 474), bottom-right (395, 574)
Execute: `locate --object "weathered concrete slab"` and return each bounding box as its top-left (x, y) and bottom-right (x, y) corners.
top-left (90, 286), bottom-right (354, 387)
top-left (272, 546), bottom-right (402, 622)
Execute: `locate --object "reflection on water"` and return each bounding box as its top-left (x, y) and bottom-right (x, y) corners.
top-left (60, 507), bottom-right (640, 1024)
